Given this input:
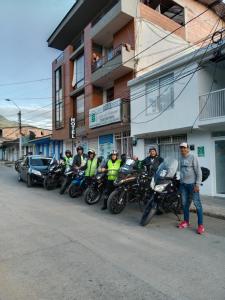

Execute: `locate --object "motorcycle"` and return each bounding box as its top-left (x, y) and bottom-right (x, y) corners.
top-left (68, 170), bottom-right (87, 198)
top-left (107, 159), bottom-right (151, 214)
top-left (140, 158), bottom-right (182, 226)
top-left (43, 161), bottom-right (65, 190)
top-left (83, 172), bottom-right (107, 205)
top-left (59, 166), bottom-right (76, 195)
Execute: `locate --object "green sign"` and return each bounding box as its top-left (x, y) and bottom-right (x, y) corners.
top-left (197, 146), bottom-right (205, 157)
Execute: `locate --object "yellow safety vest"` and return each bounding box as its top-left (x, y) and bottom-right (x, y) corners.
top-left (85, 158), bottom-right (98, 177)
top-left (107, 159), bottom-right (121, 181)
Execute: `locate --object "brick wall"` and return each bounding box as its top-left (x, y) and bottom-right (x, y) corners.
top-left (113, 20), bottom-right (135, 49)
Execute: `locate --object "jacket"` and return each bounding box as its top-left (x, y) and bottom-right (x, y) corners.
top-left (72, 153), bottom-right (87, 168)
top-left (142, 156), bottom-right (164, 175)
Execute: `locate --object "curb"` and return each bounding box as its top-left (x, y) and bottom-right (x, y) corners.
top-left (190, 207), bottom-right (225, 221)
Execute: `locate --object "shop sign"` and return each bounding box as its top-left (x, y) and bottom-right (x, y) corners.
top-left (69, 118), bottom-right (76, 139)
top-left (89, 99), bottom-right (121, 128)
top-left (197, 146), bottom-right (205, 157)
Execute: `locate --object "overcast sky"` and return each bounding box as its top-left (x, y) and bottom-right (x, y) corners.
top-left (0, 0), bottom-right (74, 129)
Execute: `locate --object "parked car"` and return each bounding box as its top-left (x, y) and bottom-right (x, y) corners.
top-left (18, 155), bottom-right (52, 187)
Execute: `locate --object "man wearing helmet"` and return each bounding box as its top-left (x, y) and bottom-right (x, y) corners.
top-left (72, 146), bottom-right (87, 170)
top-left (63, 150), bottom-right (73, 168)
top-left (81, 149), bottom-right (99, 185)
top-left (101, 150), bottom-right (122, 210)
top-left (142, 147), bottom-right (163, 176)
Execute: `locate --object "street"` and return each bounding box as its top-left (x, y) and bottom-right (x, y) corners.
top-left (0, 165), bottom-right (225, 300)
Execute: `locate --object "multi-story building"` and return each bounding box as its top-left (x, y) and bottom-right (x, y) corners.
top-left (48, 0), bottom-right (223, 158)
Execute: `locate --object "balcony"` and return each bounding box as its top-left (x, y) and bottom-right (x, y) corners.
top-left (91, 0), bottom-right (138, 47)
top-left (91, 44), bottom-right (135, 87)
top-left (199, 88), bottom-right (225, 126)
top-left (89, 98), bottom-right (129, 129)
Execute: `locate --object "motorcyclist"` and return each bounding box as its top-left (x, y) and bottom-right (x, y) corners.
top-left (81, 149), bottom-right (99, 186)
top-left (72, 146), bottom-right (87, 170)
top-left (63, 150), bottom-right (73, 168)
top-left (101, 150), bottom-right (123, 210)
top-left (142, 147), bottom-right (163, 176)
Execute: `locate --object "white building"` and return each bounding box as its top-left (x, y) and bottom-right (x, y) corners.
top-left (129, 42), bottom-right (225, 197)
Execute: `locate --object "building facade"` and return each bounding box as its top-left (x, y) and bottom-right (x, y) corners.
top-left (48, 0), bottom-right (224, 158)
top-left (129, 42), bottom-right (225, 197)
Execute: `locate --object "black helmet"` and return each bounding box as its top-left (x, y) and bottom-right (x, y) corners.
top-left (88, 149), bottom-right (95, 156)
top-left (76, 146), bottom-right (84, 152)
top-left (65, 149), bottom-right (72, 155)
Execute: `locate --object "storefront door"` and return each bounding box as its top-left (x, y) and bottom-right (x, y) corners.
top-left (215, 140), bottom-right (225, 195)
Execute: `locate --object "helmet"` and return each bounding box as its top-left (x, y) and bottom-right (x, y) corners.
top-left (111, 150), bottom-right (119, 156)
top-left (149, 147), bottom-right (157, 152)
top-left (65, 149), bottom-right (72, 155)
top-left (76, 146), bottom-right (84, 152)
top-left (88, 149), bottom-right (95, 156)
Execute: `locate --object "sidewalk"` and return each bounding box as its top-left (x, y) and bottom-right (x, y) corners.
top-left (191, 196), bottom-right (225, 220)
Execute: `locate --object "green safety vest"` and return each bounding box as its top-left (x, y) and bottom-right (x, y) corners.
top-left (64, 157), bottom-right (73, 167)
top-left (85, 158), bottom-right (98, 177)
top-left (107, 159), bottom-right (121, 181)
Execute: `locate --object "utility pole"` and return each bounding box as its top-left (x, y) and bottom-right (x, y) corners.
top-left (5, 99), bottom-right (22, 159)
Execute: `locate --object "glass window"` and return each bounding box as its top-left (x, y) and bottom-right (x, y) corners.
top-left (55, 67), bottom-right (64, 128)
top-left (72, 54), bottom-right (84, 88)
top-left (146, 73), bottom-right (174, 114)
top-left (76, 94), bottom-right (84, 114)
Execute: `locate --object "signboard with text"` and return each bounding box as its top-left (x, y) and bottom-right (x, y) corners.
top-left (69, 118), bottom-right (76, 139)
top-left (89, 98), bottom-right (121, 129)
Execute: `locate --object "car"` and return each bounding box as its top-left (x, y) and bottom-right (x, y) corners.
top-left (18, 155), bottom-right (52, 187)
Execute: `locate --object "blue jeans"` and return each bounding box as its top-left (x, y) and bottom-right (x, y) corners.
top-left (180, 183), bottom-right (203, 225)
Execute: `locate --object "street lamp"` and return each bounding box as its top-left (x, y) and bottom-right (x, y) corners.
top-left (5, 98), bottom-right (22, 159)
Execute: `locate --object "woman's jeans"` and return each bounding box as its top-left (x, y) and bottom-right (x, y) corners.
top-left (180, 183), bottom-right (203, 225)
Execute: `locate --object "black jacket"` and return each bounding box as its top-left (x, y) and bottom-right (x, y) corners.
top-left (142, 156), bottom-right (164, 175)
top-left (72, 153), bottom-right (87, 168)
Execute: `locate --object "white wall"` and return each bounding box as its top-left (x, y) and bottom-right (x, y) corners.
top-left (133, 138), bottom-right (145, 160)
top-left (131, 63), bottom-right (199, 137)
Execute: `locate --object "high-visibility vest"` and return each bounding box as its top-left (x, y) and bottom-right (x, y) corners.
top-left (85, 158), bottom-right (98, 177)
top-left (64, 156), bottom-right (73, 167)
top-left (107, 159), bottom-right (121, 181)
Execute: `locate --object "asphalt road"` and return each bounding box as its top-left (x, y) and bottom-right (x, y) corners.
top-left (0, 165), bottom-right (225, 300)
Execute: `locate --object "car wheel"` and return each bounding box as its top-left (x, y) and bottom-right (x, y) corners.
top-left (27, 175), bottom-right (33, 188)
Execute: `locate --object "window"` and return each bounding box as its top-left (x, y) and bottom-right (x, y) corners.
top-left (55, 67), bottom-right (64, 128)
top-left (106, 87), bottom-right (114, 102)
top-left (146, 73), bottom-right (174, 114)
top-left (142, 0), bottom-right (185, 26)
top-left (75, 94), bottom-right (85, 126)
top-left (76, 94), bottom-right (84, 114)
top-left (72, 54), bottom-right (84, 89)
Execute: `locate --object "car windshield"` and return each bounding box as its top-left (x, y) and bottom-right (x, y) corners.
top-left (30, 158), bottom-right (51, 166)
top-left (155, 158), bottom-right (178, 180)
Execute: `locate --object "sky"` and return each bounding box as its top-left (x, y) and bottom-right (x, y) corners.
top-left (0, 0), bottom-right (75, 129)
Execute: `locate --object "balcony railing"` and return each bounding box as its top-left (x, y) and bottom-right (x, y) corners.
top-left (199, 88), bottom-right (225, 120)
top-left (92, 43), bottom-right (131, 73)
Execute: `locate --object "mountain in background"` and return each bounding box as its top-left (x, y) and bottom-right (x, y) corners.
top-left (0, 115), bottom-right (18, 128)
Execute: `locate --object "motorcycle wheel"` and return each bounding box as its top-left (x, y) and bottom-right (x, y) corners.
top-left (59, 178), bottom-right (69, 195)
top-left (140, 196), bottom-right (157, 226)
top-left (84, 187), bottom-right (101, 205)
top-left (43, 177), bottom-right (52, 190)
top-left (68, 185), bottom-right (82, 198)
top-left (108, 190), bottom-right (127, 214)
top-left (17, 173), bottom-right (22, 182)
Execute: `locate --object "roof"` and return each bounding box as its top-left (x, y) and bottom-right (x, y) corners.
top-left (47, 0), bottom-right (225, 51)
top-left (128, 39), bottom-right (225, 87)
top-left (47, 0), bottom-right (109, 50)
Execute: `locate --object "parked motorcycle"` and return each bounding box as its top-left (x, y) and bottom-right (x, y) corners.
top-left (83, 172), bottom-right (107, 205)
top-left (140, 158), bottom-right (182, 226)
top-left (107, 159), bottom-right (151, 214)
top-left (43, 161), bottom-right (65, 190)
top-left (68, 170), bottom-right (87, 198)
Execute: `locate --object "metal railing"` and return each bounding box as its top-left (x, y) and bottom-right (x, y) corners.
top-left (199, 88), bottom-right (225, 120)
top-left (92, 43), bottom-right (128, 73)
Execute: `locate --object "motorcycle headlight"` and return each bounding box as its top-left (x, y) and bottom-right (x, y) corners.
top-left (31, 169), bottom-right (42, 176)
top-left (154, 183), bottom-right (168, 192)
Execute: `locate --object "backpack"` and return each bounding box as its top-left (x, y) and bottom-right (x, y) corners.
top-left (201, 167), bottom-right (210, 182)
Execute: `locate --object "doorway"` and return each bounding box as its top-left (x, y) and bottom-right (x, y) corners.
top-left (215, 140), bottom-right (225, 194)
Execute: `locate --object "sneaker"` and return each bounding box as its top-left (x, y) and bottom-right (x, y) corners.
top-left (197, 225), bottom-right (205, 235)
top-left (178, 221), bottom-right (190, 229)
